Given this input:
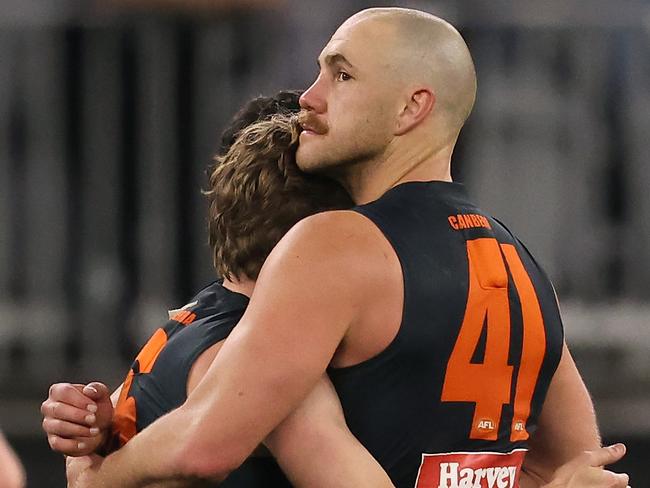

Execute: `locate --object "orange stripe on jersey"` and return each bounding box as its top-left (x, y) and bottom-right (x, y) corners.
top-left (136, 328), bottom-right (168, 374)
top-left (112, 396), bottom-right (137, 447)
top-left (113, 328), bottom-right (169, 446)
top-left (501, 244), bottom-right (546, 441)
top-left (171, 310), bottom-right (197, 325)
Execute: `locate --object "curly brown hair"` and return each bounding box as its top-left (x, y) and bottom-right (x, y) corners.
top-left (216, 90), bottom-right (304, 156)
top-left (206, 114), bottom-right (353, 281)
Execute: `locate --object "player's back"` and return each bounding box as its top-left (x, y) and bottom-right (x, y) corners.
top-left (112, 280), bottom-right (292, 487)
top-left (329, 181), bottom-right (564, 488)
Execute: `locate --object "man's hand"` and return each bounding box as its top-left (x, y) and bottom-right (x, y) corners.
top-left (41, 382), bottom-right (113, 456)
top-left (548, 444), bottom-right (630, 488)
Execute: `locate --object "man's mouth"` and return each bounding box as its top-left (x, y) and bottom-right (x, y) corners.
top-left (298, 111), bottom-right (327, 136)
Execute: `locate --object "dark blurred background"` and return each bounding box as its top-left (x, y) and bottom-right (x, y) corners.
top-left (0, 0), bottom-right (648, 485)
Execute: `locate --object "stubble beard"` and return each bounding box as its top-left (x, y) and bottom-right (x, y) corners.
top-left (299, 129), bottom-right (382, 167)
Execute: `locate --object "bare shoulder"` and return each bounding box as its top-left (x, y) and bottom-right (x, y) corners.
top-left (279, 209), bottom-right (393, 259)
top-left (252, 209), bottom-right (401, 325)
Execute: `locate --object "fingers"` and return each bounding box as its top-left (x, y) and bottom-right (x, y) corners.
top-left (42, 416), bottom-right (100, 439)
top-left (599, 469), bottom-right (630, 488)
top-left (578, 445), bottom-right (629, 488)
top-left (82, 382), bottom-right (110, 402)
top-left (48, 433), bottom-right (102, 457)
top-left (554, 444), bottom-right (631, 488)
top-left (586, 443), bottom-right (627, 467)
top-left (41, 382), bottom-right (108, 457)
top-left (43, 383), bottom-right (98, 412)
top-left (41, 399), bottom-right (98, 428)
top-left (84, 382), bottom-right (115, 429)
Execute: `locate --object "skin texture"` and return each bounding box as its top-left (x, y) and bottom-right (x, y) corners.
top-left (41, 382), bottom-right (114, 456)
top-left (45, 7), bottom-right (629, 488)
top-left (537, 444), bottom-right (629, 488)
top-left (0, 431), bottom-right (26, 488)
top-left (520, 344), bottom-right (602, 483)
top-left (296, 8), bottom-right (476, 203)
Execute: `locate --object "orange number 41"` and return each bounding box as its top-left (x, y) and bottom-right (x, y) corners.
top-left (441, 238), bottom-right (546, 441)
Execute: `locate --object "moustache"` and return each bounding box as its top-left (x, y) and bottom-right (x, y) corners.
top-left (297, 111), bottom-right (328, 135)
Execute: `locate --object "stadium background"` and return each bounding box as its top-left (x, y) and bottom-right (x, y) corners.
top-left (0, 0), bottom-right (648, 485)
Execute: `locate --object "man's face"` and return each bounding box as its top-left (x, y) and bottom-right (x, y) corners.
top-left (296, 18), bottom-right (400, 175)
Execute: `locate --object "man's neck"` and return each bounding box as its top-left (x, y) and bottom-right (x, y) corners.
top-left (340, 139), bottom-right (455, 205)
top-left (222, 277), bottom-right (256, 298)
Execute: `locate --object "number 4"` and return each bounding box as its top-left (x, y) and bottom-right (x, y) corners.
top-left (441, 238), bottom-right (546, 441)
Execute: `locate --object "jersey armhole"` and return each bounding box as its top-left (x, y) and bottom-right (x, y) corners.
top-left (329, 207), bottom-right (409, 374)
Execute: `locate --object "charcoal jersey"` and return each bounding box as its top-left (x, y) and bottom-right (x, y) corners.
top-left (328, 181), bottom-right (564, 488)
top-left (111, 280), bottom-right (291, 487)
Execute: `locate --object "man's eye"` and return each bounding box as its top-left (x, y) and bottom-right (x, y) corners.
top-left (336, 71), bottom-right (351, 81)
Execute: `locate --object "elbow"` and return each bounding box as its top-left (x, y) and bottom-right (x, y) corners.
top-left (164, 399), bottom-right (254, 482)
top-left (170, 434), bottom-right (247, 483)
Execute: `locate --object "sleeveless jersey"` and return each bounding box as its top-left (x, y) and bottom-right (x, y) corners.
top-left (329, 181), bottom-right (564, 488)
top-left (111, 280), bottom-right (292, 487)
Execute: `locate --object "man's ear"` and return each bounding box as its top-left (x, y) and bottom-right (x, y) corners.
top-left (395, 88), bottom-right (435, 136)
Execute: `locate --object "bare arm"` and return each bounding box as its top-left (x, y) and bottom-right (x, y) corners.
top-left (67, 211), bottom-right (389, 487)
top-left (522, 444), bottom-right (629, 488)
top-left (191, 342), bottom-right (394, 487)
top-left (520, 343), bottom-right (601, 486)
top-left (266, 376), bottom-right (394, 488)
top-left (0, 431), bottom-right (26, 488)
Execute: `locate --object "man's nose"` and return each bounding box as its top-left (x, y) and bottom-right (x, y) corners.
top-left (299, 76), bottom-right (326, 113)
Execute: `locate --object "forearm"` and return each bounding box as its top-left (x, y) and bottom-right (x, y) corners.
top-left (265, 377), bottom-right (394, 488)
top-left (98, 448), bottom-right (218, 488)
top-left (87, 446), bottom-right (175, 487)
top-left (67, 454), bottom-right (213, 488)
top-left (81, 408), bottom-right (223, 488)
top-left (522, 344), bottom-right (600, 481)
top-left (268, 423), bottom-right (393, 488)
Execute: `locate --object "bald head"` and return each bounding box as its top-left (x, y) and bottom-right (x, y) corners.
top-left (339, 8), bottom-right (477, 138)
top-left (296, 8), bottom-right (476, 180)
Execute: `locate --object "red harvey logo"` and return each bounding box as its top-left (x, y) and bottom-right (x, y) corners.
top-left (414, 450), bottom-right (526, 488)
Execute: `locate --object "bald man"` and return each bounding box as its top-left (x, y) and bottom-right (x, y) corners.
top-left (66, 8), bottom-right (627, 488)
